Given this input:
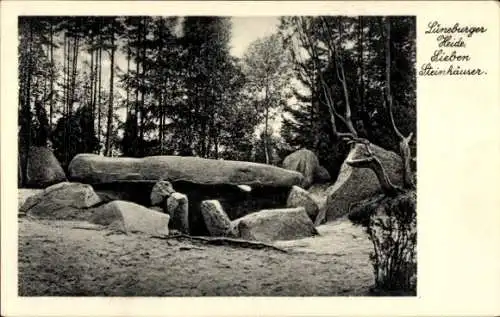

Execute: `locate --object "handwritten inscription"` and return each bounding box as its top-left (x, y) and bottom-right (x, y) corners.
top-left (419, 21), bottom-right (487, 76)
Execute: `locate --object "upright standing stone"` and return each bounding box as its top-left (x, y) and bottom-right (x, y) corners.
top-left (200, 200), bottom-right (232, 237)
top-left (165, 192), bottom-right (189, 234)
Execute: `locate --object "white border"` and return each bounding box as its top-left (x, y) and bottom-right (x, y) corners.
top-left (2, 1), bottom-right (500, 316)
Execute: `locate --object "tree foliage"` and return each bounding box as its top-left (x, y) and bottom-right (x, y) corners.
top-left (278, 16), bottom-right (416, 179)
top-left (18, 16), bottom-right (416, 184)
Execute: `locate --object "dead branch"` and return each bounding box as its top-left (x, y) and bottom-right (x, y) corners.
top-left (346, 142), bottom-right (404, 197)
top-left (152, 233), bottom-right (289, 254)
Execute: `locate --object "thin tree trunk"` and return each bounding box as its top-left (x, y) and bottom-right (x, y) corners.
top-left (139, 18), bottom-right (146, 155)
top-left (97, 35), bottom-right (102, 153)
top-left (22, 21), bottom-right (34, 183)
top-left (126, 45), bottom-right (130, 115)
top-left (264, 105), bottom-right (270, 165)
top-left (135, 34), bottom-right (140, 120)
top-left (158, 92), bottom-right (162, 153)
top-left (89, 37), bottom-right (94, 111)
top-left (357, 16), bottom-right (371, 140)
top-left (63, 33), bottom-right (69, 117)
top-left (213, 131), bottom-right (219, 159)
top-left (69, 35), bottom-right (79, 115)
top-left (49, 24), bottom-right (54, 128)
top-left (105, 30), bottom-right (115, 157)
top-left (134, 25), bottom-right (141, 155)
top-left (92, 48), bottom-right (98, 127)
top-left (64, 32), bottom-right (71, 165)
top-left (156, 21), bottom-right (163, 154)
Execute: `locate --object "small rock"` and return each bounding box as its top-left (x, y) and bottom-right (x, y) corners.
top-left (150, 180), bottom-right (175, 206)
top-left (200, 200), bottom-right (232, 237)
top-left (286, 185), bottom-right (320, 221)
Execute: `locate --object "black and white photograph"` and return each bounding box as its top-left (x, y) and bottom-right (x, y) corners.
top-left (17, 15), bottom-right (417, 297)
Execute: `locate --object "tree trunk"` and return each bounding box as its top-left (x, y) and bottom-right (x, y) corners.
top-left (139, 18), bottom-right (147, 155)
top-left (64, 32), bottom-right (69, 117)
top-left (97, 35), bottom-right (102, 153)
top-left (89, 37), bottom-right (94, 112)
top-left (68, 35), bottom-right (79, 116)
top-left (263, 106), bottom-right (270, 164)
top-left (135, 32), bottom-right (140, 128)
top-left (357, 16), bottom-right (372, 140)
top-left (126, 45), bottom-right (130, 115)
top-left (49, 24), bottom-right (54, 128)
top-left (22, 21), bottom-right (34, 184)
top-left (105, 31), bottom-right (115, 157)
top-left (158, 92), bottom-right (163, 154)
top-left (92, 49), bottom-right (98, 125)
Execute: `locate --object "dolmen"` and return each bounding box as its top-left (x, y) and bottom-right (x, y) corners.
top-left (68, 154), bottom-right (304, 235)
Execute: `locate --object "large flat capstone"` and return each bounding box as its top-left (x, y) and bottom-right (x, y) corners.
top-left (68, 154), bottom-right (303, 187)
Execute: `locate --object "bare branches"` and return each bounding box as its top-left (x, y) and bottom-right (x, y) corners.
top-left (291, 16), bottom-right (415, 192)
top-left (319, 17), bottom-right (358, 137)
top-left (293, 17), bottom-right (359, 141)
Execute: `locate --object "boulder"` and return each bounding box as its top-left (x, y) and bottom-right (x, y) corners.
top-left (286, 186), bottom-right (319, 221)
top-left (20, 182), bottom-right (101, 220)
top-left (89, 200), bottom-right (170, 236)
top-left (200, 200), bottom-right (232, 237)
top-left (150, 180), bottom-right (175, 206)
top-left (282, 149), bottom-right (328, 188)
top-left (68, 153), bottom-right (303, 187)
top-left (165, 192), bottom-right (189, 234)
top-left (231, 207), bottom-right (318, 242)
top-left (24, 146), bottom-right (66, 188)
top-left (320, 143), bottom-right (403, 223)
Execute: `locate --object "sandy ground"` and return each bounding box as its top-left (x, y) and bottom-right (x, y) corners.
top-left (18, 189), bottom-right (375, 296)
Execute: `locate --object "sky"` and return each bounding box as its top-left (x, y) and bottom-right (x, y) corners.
top-left (77, 16), bottom-right (282, 95)
top-left (48, 17), bottom-right (286, 135)
top-left (229, 17), bottom-right (280, 57)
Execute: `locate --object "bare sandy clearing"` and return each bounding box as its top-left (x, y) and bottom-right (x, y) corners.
top-left (18, 217), bottom-right (374, 296)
